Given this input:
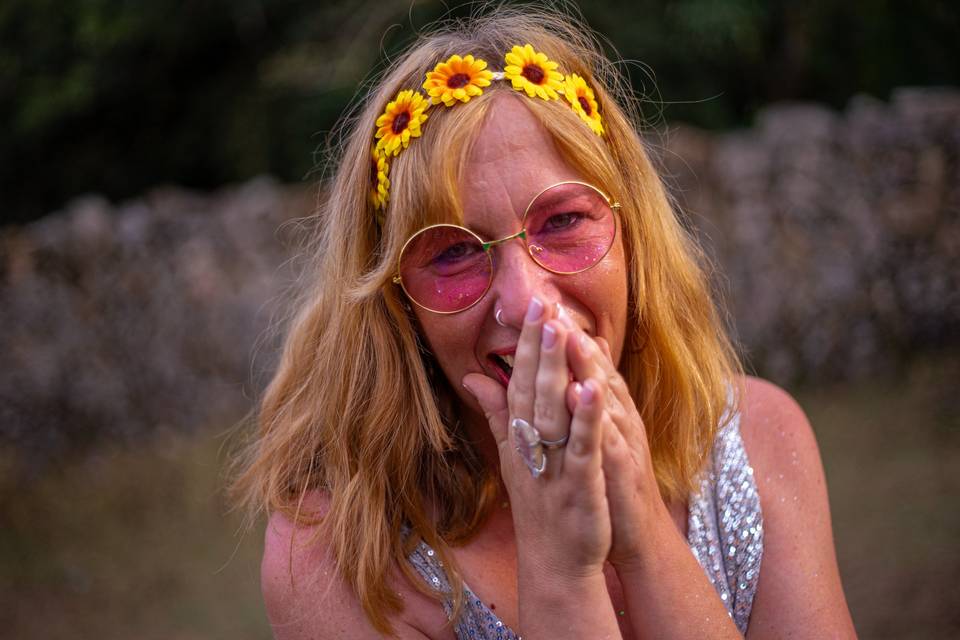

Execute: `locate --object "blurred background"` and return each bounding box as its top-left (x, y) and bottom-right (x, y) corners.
top-left (1, 0), bottom-right (958, 638)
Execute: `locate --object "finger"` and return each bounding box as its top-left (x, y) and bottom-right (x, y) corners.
top-left (594, 335), bottom-right (613, 363)
top-left (565, 380), bottom-right (583, 416)
top-left (534, 320), bottom-right (572, 443)
top-left (600, 417), bottom-right (646, 557)
top-left (562, 379), bottom-right (605, 479)
top-left (568, 332), bottom-right (634, 421)
top-left (507, 297), bottom-right (550, 423)
top-left (600, 417), bottom-right (633, 496)
top-left (567, 332), bottom-right (648, 457)
top-left (461, 373), bottom-right (509, 446)
top-left (566, 332), bottom-right (607, 390)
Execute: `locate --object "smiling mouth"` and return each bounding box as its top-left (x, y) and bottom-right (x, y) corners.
top-left (488, 353), bottom-right (514, 385)
top-left (487, 351), bottom-right (578, 387)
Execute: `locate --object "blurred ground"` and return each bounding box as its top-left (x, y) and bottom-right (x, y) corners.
top-left (808, 351), bottom-right (960, 638)
top-left (1, 350), bottom-right (957, 639)
top-left (0, 426), bottom-right (269, 639)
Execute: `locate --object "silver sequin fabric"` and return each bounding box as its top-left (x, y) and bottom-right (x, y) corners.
top-left (407, 410), bottom-right (763, 637)
top-left (687, 409), bottom-right (764, 633)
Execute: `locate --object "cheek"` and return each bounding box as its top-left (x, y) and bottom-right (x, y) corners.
top-left (608, 241), bottom-right (630, 352)
top-left (413, 313), bottom-right (483, 380)
top-left (578, 239), bottom-right (629, 359)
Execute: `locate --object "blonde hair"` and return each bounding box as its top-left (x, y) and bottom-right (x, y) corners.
top-left (232, 4), bottom-right (741, 634)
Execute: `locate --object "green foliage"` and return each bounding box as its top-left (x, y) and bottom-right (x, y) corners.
top-left (2, 0), bottom-right (958, 224)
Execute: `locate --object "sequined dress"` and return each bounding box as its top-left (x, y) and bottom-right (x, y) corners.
top-left (407, 410), bottom-right (764, 638)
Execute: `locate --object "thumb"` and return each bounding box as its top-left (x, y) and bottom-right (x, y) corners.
top-left (462, 372), bottom-right (509, 446)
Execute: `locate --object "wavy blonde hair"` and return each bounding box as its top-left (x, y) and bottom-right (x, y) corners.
top-left (232, 4), bottom-right (741, 634)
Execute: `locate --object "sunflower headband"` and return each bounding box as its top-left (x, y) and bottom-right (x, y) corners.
top-left (369, 44), bottom-right (605, 214)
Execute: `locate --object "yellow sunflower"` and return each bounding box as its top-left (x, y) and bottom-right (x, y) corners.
top-left (503, 44), bottom-right (564, 100)
top-left (369, 145), bottom-right (390, 211)
top-left (564, 73), bottom-right (604, 135)
top-left (423, 54), bottom-right (493, 107)
top-left (375, 89), bottom-right (430, 156)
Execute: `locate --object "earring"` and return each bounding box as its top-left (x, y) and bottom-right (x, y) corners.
top-left (495, 307), bottom-right (508, 327)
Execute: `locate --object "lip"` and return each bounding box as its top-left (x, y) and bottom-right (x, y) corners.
top-left (485, 346), bottom-right (516, 388)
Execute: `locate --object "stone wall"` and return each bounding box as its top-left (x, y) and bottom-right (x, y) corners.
top-left (1, 178), bottom-right (307, 461)
top-left (2, 89), bottom-right (957, 461)
top-left (659, 88), bottom-right (959, 381)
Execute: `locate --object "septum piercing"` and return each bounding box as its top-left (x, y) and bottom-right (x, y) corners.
top-left (495, 308), bottom-right (508, 327)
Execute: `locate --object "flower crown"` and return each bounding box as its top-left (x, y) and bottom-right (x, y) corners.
top-left (369, 44), bottom-right (605, 215)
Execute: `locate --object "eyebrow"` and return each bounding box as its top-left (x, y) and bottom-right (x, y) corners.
top-left (462, 184), bottom-right (600, 238)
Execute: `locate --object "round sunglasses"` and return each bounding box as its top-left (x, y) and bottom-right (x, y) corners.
top-left (393, 181), bottom-right (620, 314)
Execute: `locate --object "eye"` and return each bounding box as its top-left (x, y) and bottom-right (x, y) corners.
top-left (433, 241), bottom-right (481, 264)
top-left (543, 211), bottom-right (584, 231)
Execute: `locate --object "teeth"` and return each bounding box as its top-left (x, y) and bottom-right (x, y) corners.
top-left (502, 354), bottom-right (515, 368)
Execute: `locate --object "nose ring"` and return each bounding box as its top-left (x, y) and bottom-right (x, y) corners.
top-left (495, 308), bottom-right (507, 327)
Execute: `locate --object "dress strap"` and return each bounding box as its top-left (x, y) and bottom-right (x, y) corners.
top-left (686, 411), bottom-right (764, 634)
top-left (407, 535), bottom-right (519, 639)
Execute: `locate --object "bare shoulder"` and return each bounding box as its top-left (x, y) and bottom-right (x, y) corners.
top-left (261, 490), bottom-right (445, 639)
top-left (735, 376), bottom-right (857, 638)
top-left (736, 376), bottom-right (819, 477)
top-left (736, 375), bottom-right (826, 542)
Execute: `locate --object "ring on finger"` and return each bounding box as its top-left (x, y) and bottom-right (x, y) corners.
top-left (511, 417), bottom-right (569, 479)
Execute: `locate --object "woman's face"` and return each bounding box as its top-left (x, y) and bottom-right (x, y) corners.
top-left (412, 94), bottom-right (629, 423)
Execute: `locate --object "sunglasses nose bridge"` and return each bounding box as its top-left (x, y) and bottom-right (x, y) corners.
top-left (482, 227), bottom-right (526, 252)
top-left (484, 226), bottom-right (549, 281)
top-left (486, 236), bottom-right (560, 324)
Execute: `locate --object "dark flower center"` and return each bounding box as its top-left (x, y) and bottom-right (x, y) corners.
top-left (446, 73), bottom-right (471, 89)
top-left (521, 64), bottom-right (545, 84)
top-left (578, 95), bottom-right (592, 115)
top-left (391, 111), bottom-right (411, 134)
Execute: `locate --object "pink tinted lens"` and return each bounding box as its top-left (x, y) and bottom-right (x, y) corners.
top-left (398, 225), bottom-right (492, 312)
top-left (524, 183), bottom-right (616, 273)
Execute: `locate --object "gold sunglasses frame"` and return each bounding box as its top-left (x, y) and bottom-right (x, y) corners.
top-left (392, 180), bottom-right (621, 315)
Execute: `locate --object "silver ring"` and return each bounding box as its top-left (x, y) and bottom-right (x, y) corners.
top-left (510, 417), bottom-right (568, 478)
top-left (539, 434), bottom-right (570, 449)
top-left (495, 308), bottom-right (507, 327)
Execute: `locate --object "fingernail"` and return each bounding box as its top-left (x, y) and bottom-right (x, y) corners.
top-left (579, 333), bottom-right (592, 354)
top-left (526, 297), bottom-right (544, 322)
top-left (572, 381), bottom-right (583, 397)
top-left (542, 323), bottom-right (557, 348)
top-left (462, 381), bottom-right (475, 396)
top-left (580, 380), bottom-right (596, 405)
top-left (556, 303), bottom-right (574, 328)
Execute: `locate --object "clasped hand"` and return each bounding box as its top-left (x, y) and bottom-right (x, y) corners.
top-left (463, 298), bottom-right (668, 579)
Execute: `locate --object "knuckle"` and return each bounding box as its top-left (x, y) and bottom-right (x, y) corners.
top-left (569, 436), bottom-right (588, 457)
top-left (607, 401), bottom-right (627, 423)
top-left (508, 379), bottom-right (532, 404)
top-left (603, 416), bottom-right (621, 442)
top-left (533, 398), bottom-right (556, 423)
top-left (567, 422), bottom-right (592, 454)
top-left (534, 369), bottom-right (551, 394)
top-left (604, 437), bottom-right (628, 466)
top-left (596, 367), bottom-right (610, 385)
top-left (607, 371), bottom-right (626, 393)
top-left (535, 373), bottom-right (563, 402)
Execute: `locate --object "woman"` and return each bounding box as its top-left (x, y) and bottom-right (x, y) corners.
top-left (234, 7), bottom-right (856, 639)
